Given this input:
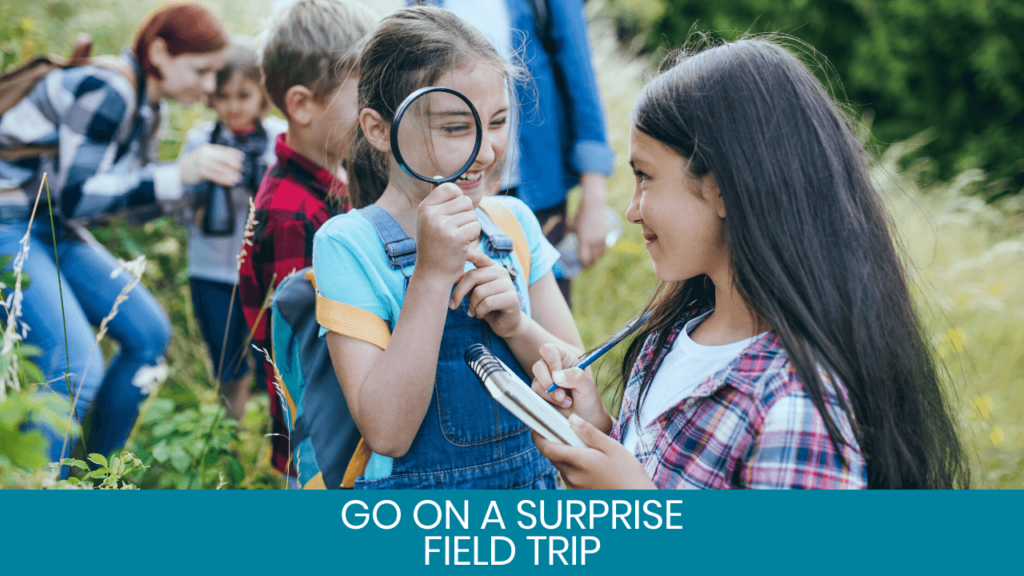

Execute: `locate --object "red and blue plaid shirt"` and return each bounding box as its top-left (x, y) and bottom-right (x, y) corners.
top-left (612, 306), bottom-right (867, 489)
top-left (239, 133), bottom-right (347, 475)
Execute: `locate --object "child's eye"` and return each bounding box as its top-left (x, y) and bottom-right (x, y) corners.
top-left (633, 169), bottom-right (648, 182)
top-left (440, 124), bottom-right (472, 135)
top-left (490, 117), bottom-right (508, 128)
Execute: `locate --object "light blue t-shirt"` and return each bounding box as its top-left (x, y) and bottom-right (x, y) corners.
top-left (313, 195), bottom-right (559, 339)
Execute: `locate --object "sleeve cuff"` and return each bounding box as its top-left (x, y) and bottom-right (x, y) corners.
top-left (153, 163), bottom-right (184, 202)
top-left (571, 140), bottom-right (615, 176)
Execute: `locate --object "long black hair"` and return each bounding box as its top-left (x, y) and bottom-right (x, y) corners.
top-left (624, 37), bottom-right (968, 489)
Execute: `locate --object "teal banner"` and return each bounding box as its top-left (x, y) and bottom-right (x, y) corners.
top-left (7, 491), bottom-right (1023, 574)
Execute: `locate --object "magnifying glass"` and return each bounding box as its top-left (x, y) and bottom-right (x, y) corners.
top-left (390, 86), bottom-right (483, 185)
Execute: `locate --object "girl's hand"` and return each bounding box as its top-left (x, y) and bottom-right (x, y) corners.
top-left (179, 144), bottom-right (244, 187)
top-left (530, 343), bottom-right (612, 433)
top-left (533, 415), bottom-right (656, 490)
top-left (450, 249), bottom-right (522, 338)
top-left (415, 183), bottom-right (481, 283)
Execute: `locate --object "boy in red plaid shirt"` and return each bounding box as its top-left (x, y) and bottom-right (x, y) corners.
top-left (240, 0), bottom-right (377, 483)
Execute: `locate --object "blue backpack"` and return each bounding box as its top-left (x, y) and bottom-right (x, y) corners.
top-left (271, 268), bottom-right (361, 489)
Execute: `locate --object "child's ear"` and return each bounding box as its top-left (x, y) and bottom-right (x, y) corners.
top-left (703, 173), bottom-right (726, 219)
top-left (359, 108), bottom-right (390, 153)
top-left (284, 85), bottom-right (315, 125)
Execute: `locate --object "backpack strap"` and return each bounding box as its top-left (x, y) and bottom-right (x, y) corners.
top-left (479, 197), bottom-right (531, 285)
top-left (307, 269), bottom-right (391, 350)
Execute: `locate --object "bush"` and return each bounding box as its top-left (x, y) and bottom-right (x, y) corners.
top-left (599, 0), bottom-right (1024, 194)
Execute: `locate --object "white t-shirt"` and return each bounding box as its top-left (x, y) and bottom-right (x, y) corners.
top-left (622, 311), bottom-right (765, 454)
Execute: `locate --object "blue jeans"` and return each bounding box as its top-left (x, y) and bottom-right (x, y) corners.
top-left (0, 219), bottom-right (171, 465)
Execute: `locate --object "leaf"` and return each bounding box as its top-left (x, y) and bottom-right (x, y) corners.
top-left (149, 438), bottom-right (169, 461)
top-left (87, 453), bottom-right (108, 467)
top-left (229, 458), bottom-right (244, 484)
top-left (169, 448), bottom-right (190, 473)
top-left (0, 270), bottom-right (29, 290)
top-left (85, 468), bottom-right (110, 479)
top-left (150, 420), bottom-right (176, 438)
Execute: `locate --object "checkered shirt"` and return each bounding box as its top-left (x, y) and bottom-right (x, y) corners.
top-left (0, 51), bottom-right (180, 222)
top-left (612, 306), bottom-right (868, 489)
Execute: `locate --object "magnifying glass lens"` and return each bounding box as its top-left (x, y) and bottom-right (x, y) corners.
top-left (395, 90), bottom-right (480, 183)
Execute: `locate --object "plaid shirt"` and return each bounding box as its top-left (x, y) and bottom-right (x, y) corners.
top-left (239, 133), bottom-right (347, 474)
top-left (612, 306), bottom-right (867, 489)
top-left (0, 51), bottom-right (180, 222)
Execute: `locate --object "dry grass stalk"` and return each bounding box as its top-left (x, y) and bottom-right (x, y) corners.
top-left (214, 198), bottom-right (258, 385)
top-left (0, 176), bottom-right (48, 401)
top-left (252, 343), bottom-right (293, 485)
top-left (58, 254), bottom-right (149, 464)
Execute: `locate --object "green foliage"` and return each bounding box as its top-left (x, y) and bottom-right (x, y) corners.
top-left (60, 451), bottom-right (146, 489)
top-left (128, 397), bottom-right (244, 489)
top-left (0, 390), bottom-right (74, 487)
top-left (598, 0), bottom-right (1024, 192)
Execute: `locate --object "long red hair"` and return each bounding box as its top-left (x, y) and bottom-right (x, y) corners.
top-left (134, 2), bottom-right (230, 79)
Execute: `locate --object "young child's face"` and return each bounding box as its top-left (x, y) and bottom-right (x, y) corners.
top-left (211, 73), bottom-right (264, 133)
top-left (392, 61), bottom-right (509, 206)
top-left (625, 126), bottom-right (729, 283)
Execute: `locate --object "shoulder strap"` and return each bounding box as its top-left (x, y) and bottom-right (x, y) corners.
top-left (479, 197), bottom-right (531, 285)
top-left (360, 204), bottom-right (417, 270)
top-left (306, 269), bottom-right (391, 350)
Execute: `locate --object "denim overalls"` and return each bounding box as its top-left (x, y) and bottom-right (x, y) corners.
top-left (354, 204), bottom-right (558, 489)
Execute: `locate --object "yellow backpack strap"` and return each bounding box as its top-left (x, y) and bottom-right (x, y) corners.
top-left (341, 439), bottom-right (373, 489)
top-left (307, 269), bottom-right (391, 350)
top-left (479, 197), bottom-right (531, 285)
top-left (303, 472), bottom-right (328, 490)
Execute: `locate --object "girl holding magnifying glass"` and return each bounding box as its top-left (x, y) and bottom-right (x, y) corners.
top-left (312, 6), bottom-right (583, 489)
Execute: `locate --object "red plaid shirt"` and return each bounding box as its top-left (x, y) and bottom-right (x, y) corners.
top-left (612, 305), bottom-right (867, 489)
top-left (239, 133), bottom-right (348, 475)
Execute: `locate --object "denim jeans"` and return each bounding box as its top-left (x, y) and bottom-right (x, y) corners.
top-left (0, 219), bottom-right (171, 465)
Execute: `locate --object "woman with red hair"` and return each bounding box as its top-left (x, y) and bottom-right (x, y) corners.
top-left (0, 2), bottom-right (238, 473)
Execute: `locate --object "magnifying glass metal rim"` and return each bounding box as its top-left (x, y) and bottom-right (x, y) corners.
top-left (389, 86), bottom-right (483, 186)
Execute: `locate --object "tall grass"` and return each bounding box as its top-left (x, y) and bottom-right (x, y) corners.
top-left (1, 0), bottom-right (1019, 488)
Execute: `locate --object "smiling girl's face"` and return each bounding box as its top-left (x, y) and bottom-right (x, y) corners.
top-left (625, 126), bottom-right (730, 283)
top-left (390, 61), bottom-right (509, 206)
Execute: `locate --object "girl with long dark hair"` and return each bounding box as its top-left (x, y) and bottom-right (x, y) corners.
top-left (531, 38), bottom-right (969, 489)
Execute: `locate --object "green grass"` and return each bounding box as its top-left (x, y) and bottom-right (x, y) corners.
top-left (2, 0), bottom-right (1021, 488)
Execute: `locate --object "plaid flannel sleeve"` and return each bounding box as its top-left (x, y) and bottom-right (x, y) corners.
top-left (739, 391), bottom-right (867, 489)
top-left (56, 73), bottom-right (182, 219)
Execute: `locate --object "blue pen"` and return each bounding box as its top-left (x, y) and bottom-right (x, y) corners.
top-left (546, 311), bottom-right (652, 393)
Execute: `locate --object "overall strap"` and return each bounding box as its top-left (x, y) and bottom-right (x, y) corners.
top-left (359, 204), bottom-right (417, 270)
top-left (478, 197), bottom-right (532, 285)
top-left (474, 207), bottom-right (514, 255)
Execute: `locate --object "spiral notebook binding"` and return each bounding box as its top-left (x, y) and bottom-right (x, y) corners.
top-left (465, 343), bottom-right (504, 383)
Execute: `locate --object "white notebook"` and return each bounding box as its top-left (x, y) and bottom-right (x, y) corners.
top-left (465, 344), bottom-right (586, 447)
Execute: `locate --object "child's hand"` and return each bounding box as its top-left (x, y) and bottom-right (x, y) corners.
top-left (530, 343), bottom-right (612, 433)
top-left (450, 249), bottom-right (522, 337)
top-left (179, 144), bottom-right (243, 187)
top-left (415, 183), bottom-right (481, 283)
top-left (532, 415), bottom-right (656, 490)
